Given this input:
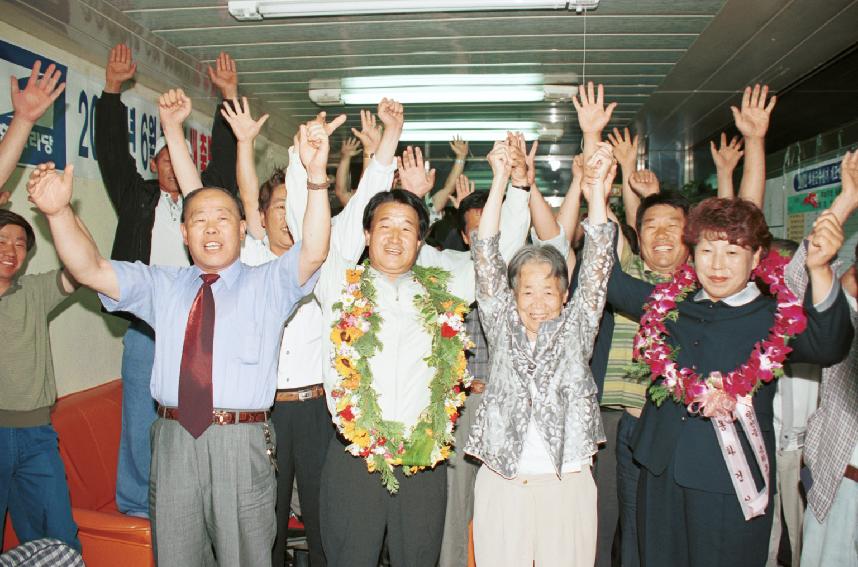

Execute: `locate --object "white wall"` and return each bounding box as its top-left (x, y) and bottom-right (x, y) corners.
top-left (1, 22), bottom-right (289, 396)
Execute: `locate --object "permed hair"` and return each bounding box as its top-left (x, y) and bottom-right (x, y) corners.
top-left (683, 197), bottom-right (772, 251)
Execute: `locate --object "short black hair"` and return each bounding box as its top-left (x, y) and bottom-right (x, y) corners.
top-left (635, 192), bottom-right (691, 235)
top-left (456, 191), bottom-right (489, 234)
top-left (259, 167), bottom-right (286, 213)
top-left (181, 186), bottom-right (245, 222)
top-left (770, 238), bottom-right (799, 257)
top-left (0, 209), bottom-right (36, 251)
top-left (362, 190), bottom-right (430, 240)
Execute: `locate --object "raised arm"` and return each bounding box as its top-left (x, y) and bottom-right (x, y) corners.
top-left (95, 44), bottom-right (152, 211)
top-left (27, 163), bottom-right (118, 299)
top-left (477, 141), bottom-right (512, 239)
top-left (335, 137), bottom-right (362, 206)
top-left (830, 149), bottom-right (858, 225)
top-left (732, 84), bottom-right (776, 207)
top-left (201, 52), bottom-right (240, 195)
top-left (0, 61), bottom-right (65, 193)
top-left (573, 82), bottom-right (617, 161)
top-left (220, 97), bottom-right (270, 240)
top-left (431, 137), bottom-right (469, 213)
top-left (626, 169), bottom-right (659, 228)
top-left (710, 132), bottom-right (743, 199)
top-left (607, 127), bottom-right (639, 227)
top-left (295, 116), bottom-right (337, 284)
top-left (350, 109), bottom-right (382, 172)
top-left (555, 154), bottom-right (584, 242)
top-left (158, 89), bottom-right (201, 195)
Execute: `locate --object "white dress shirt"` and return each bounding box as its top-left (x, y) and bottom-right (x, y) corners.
top-left (149, 191), bottom-right (190, 267)
top-left (284, 147), bottom-right (532, 428)
top-left (241, 233), bottom-right (325, 389)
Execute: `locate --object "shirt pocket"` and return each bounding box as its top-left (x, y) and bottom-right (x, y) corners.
top-left (239, 324), bottom-right (262, 364)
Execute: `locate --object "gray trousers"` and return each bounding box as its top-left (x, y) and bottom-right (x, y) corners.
top-left (319, 437), bottom-right (447, 567)
top-left (149, 417), bottom-right (276, 567)
top-left (439, 389), bottom-right (483, 567)
top-left (594, 408), bottom-right (622, 567)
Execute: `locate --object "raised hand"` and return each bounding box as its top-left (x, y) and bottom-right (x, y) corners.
top-left (207, 51), bottom-right (238, 100)
top-left (158, 89), bottom-right (192, 130)
top-left (377, 98), bottom-right (405, 131)
top-left (486, 141), bottom-right (512, 182)
top-left (341, 137), bottom-right (362, 158)
top-left (298, 118), bottom-right (331, 183)
top-left (350, 109), bottom-right (382, 155)
top-left (507, 132), bottom-right (529, 187)
top-left (105, 44), bottom-right (136, 94)
top-left (11, 60), bottom-right (66, 124)
top-left (220, 97), bottom-right (269, 142)
top-left (451, 174), bottom-right (475, 208)
top-left (607, 127), bottom-right (639, 171)
top-left (710, 132), bottom-right (744, 171)
top-left (831, 150), bottom-right (858, 224)
top-left (397, 146), bottom-right (436, 198)
top-left (524, 138), bottom-right (539, 186)
top-left (628, 169), bottom-right (660, 198)
top-left (731, 84), bottom-right (776, 140)
top-left (572, 82), bottom-right (617, 134)
top-left (582, 142), bottom-right (614, 203)
top-left (450, 135), bottom-right (469, 159)
top-left (806, 211), bottom-right (844, 270)
top-left (27, 162), bottom-right (74, 216)
top-left (572, 153), bottom-right (585, 181)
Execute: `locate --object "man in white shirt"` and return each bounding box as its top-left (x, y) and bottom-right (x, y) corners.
top-left (285, 102), bottom-right (531, 566)
top-left (220, 97), bottom-right (342, 567)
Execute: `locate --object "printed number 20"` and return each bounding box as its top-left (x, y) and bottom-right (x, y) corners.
top-left (78, 91), bottom-right (98, 160)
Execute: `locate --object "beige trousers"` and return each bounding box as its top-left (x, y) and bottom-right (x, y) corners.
top-left (473, 464), bottom-right (598, 567)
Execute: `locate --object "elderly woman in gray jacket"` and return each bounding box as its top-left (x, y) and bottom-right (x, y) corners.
top-left (465, 140), bottom-right (616, 566)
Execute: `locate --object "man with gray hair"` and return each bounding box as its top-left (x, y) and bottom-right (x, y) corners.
top-left (94, 44), bottom-right (239, 518)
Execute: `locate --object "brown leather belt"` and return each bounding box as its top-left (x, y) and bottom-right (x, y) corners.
top-left (846, 464), bottom-right (858, 483)
top-left (157, 405), bottom-right (270, 425)
top-left (470, 380), bottom-right (486, 394)
top-left (275, 384), bottom-right (325, 403)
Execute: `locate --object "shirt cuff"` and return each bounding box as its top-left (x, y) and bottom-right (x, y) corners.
top-left (811, 276), bottom-right (840, 312)
top-left (530, 224), bottom-right (568, 256)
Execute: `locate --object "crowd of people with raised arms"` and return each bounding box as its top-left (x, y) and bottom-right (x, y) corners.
top-left (1, 44), bottom-right (856, 567)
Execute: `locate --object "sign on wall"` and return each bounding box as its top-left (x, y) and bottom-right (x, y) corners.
top-left (783, 154), bottom-right (858, 266)
top-left (0, 38), bottom-right (212, 182)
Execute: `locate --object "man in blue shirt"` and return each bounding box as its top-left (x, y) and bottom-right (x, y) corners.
top-left (24, 116), bottom-right (333, 566)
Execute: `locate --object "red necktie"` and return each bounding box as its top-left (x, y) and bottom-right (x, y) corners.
top-left (178, 273), bottom-right (219, 438)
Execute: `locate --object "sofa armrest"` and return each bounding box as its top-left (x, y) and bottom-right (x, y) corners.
top-left (73, 508), bottom-right (151, 547)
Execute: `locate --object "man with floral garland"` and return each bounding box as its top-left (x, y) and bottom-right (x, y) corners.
top-left (285, 103), bottom-right (532, 566)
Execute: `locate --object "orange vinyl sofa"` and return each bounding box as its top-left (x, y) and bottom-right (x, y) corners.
top-left (2, 380), bottom-right (154, 566)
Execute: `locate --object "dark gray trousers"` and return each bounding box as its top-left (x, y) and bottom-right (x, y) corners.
top-left (319, 437), bottom-right (447, 567)
top-left (270, 396), bottom-right (333, 567)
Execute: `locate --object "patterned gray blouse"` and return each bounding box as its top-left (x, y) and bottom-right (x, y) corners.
top-left (464, 220), bottom-right (616, 478)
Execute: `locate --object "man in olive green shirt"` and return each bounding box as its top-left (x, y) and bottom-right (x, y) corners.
top-left (0, 208), bottom-right (79, 551)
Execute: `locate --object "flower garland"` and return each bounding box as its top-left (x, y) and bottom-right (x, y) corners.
top-left (329, 262), bottom-right (473, 493)
top-left (630, 252), bottom-right (808, 416)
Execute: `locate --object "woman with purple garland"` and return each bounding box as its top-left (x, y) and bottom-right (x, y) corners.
top-left (605, 197), bottom-right (853, 567)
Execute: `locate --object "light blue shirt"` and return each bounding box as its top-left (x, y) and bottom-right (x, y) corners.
top-left (100, 242), bottom-right (318, 410)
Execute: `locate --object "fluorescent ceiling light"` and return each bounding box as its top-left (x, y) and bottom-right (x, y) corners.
top-left (228, 1), bottom-right (598, 20)
top-left (310, 74), bottom-right (577, 105)
top-left (342, 73), bottom-right (545, 90)
top-left (341, 86), bottom-right (547, 105)
top-left (399, 121), bottom-right (562, 142)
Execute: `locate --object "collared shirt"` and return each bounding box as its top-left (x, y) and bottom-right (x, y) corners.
top-left (284, 149), bottom-right (532, 428)
top-left (99, 245), bottom-right (318, 410)
top-left (241, 234), bottom-right (324, 389)
top-left (601, 250), bottom-right (670, 409)
top-left (149, 191), bottom-right (190, 267)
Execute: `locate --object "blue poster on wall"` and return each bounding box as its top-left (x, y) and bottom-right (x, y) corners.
top-left (0, 38), bottom-right (67, 169)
